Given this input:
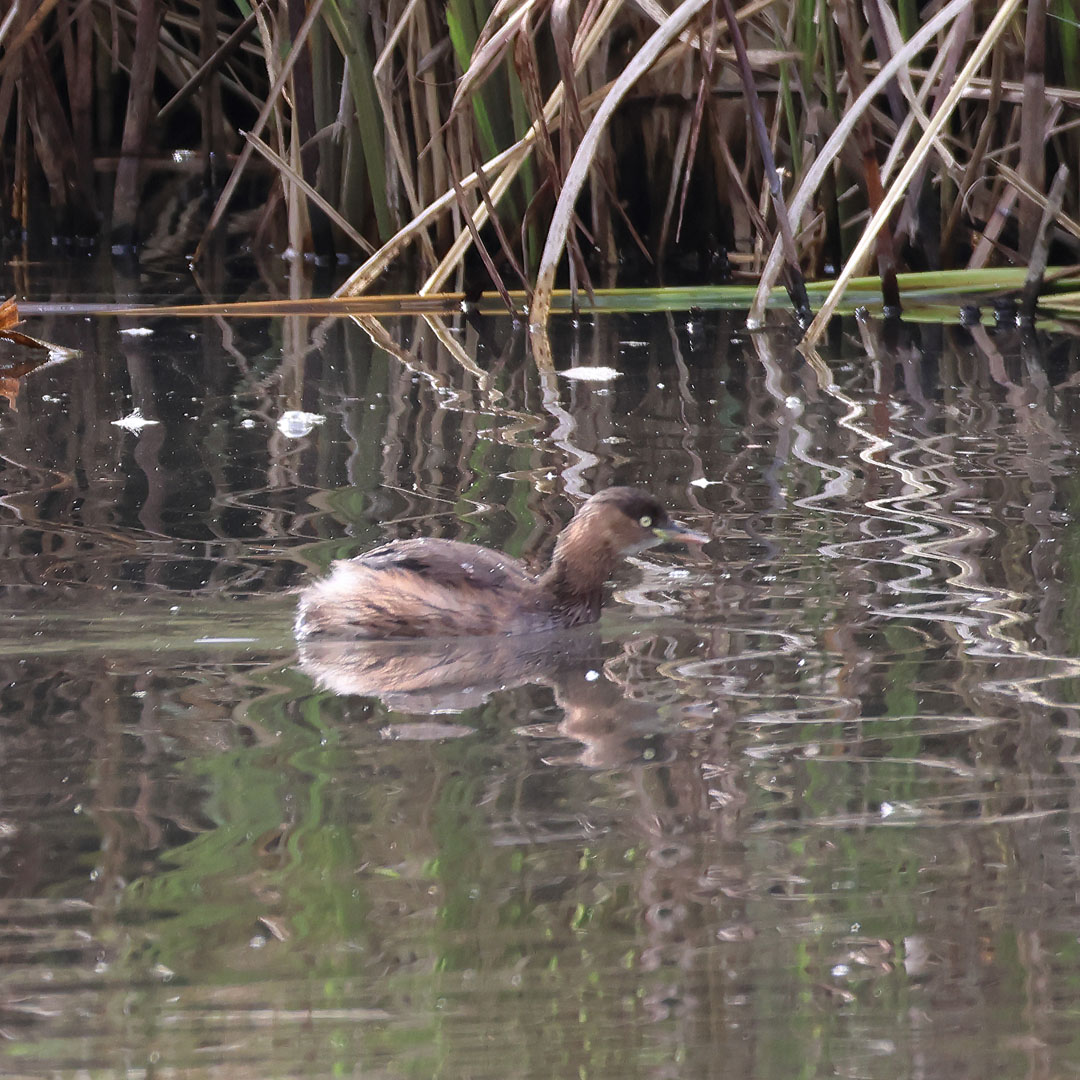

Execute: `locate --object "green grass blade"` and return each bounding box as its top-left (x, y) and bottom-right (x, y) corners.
top-left (322, 0), bottom-right (393, 241)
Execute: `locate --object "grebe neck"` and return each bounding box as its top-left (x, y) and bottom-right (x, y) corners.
top-left (537, 518), bottom-right (622, 615)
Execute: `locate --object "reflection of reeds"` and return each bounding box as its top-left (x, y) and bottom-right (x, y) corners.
top-left (5, 3), bottom-right (1077, 302)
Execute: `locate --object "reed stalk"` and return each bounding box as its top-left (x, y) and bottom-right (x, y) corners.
top-left (1, 0), bottom-right (1076, 331)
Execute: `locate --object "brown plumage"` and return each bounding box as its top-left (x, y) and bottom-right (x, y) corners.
top-left (295, 487), bottom-right (708, 640)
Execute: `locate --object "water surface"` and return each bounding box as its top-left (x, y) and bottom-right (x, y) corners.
top-left (2, 288), bottom-right (1080, 1078)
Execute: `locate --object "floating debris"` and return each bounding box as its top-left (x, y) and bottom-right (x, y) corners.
top-left (559, 366), bottom-right (620, 382)
top-left (277, 410), bottom-right (326, 438)
top-left (118, 327), bottom-right (154, 337)
top-left (112, 408), bottom-right (159, 432)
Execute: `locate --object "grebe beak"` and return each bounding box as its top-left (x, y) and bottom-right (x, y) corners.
top-left (653, 521), bottom-right (710, 546)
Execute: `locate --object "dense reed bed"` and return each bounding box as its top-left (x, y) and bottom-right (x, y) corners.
top-left (1, 1), bottom-right (1076, 324)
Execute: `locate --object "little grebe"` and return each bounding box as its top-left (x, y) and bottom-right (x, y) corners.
top-left (295, 487), bottom-right (707, 640)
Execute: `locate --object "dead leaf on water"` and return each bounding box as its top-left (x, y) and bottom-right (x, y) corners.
top-left (0, 297), bottom-right (80, 358)
top-left (0, 298), bottom-right (79, 409)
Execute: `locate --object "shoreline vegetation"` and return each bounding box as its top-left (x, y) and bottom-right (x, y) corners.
top-left (2, 1), bottom-right (1076, 343)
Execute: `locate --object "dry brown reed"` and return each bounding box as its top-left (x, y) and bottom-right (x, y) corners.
top-left (1, 1), bottom-right (1076, 334)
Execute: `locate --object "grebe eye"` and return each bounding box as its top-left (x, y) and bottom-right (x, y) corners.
top-left (639, 514), bottom-right (653, 528)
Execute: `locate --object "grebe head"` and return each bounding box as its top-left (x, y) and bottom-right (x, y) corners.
top-left (556, 487), bottom-right (709, 559)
